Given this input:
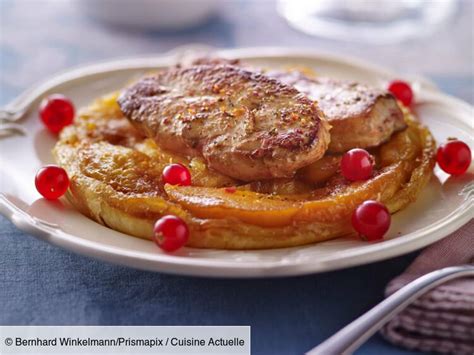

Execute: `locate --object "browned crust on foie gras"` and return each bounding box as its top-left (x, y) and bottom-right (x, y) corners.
top-left (118, 64), bottom-right (331, 181)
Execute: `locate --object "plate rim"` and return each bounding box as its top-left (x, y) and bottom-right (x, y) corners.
top-left (1, 46), bottom-right (473, 278)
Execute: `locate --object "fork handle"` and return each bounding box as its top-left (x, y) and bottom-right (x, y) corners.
top-left (306, 265), bottom-right (474, 355)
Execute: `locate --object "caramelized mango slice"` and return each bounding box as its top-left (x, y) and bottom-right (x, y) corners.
top-left (297, 154), bottom-right (341, 184)
top-left (165, 161), bottom-right (409, 227)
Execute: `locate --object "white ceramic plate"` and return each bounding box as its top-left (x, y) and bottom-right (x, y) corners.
top-left (0, 47), bottom-right (472, 278)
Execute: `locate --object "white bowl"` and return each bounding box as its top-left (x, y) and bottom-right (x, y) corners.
top-left (77, 0), bottom-right (219, 30)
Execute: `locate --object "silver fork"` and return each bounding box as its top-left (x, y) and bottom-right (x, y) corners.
top-left (307, 265), bottom-right (474, 355)
top-left (0, 108), bottom-right (28, 136)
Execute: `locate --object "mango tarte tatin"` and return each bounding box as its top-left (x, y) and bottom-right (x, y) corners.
top-left (53, 62), bottom-right (436, 249)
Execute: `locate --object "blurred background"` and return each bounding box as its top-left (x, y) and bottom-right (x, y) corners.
top-left (0, 0), bottom-right (472, 106)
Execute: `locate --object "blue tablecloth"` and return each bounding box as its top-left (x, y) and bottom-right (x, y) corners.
top-left (1, 1), bottom-right (472, 354)
top-left (1, 215), bottom-right (424, 355)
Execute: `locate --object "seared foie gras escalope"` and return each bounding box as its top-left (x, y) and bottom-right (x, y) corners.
top-left (267, 70), bottom-right (407, 153)
top-left (118, 64), bottom-right (330, 181)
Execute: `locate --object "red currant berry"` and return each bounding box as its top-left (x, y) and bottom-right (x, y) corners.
top-left (388, 80), bottom-right (413, 106)
top-left (341, 148), bottom-right (374, 181)
top-left (437, 140), bottom-right (471, 175)
top-left (162, 163), bottom-right (192, 186)
top-left (35, 165), bottom-right (70, 200)
top-left (39, 94), bottom-right (75, 133)
top-left (352, 200), bottom-right (391, 241)
top-left (153, 215), bottom-right (189, 252)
